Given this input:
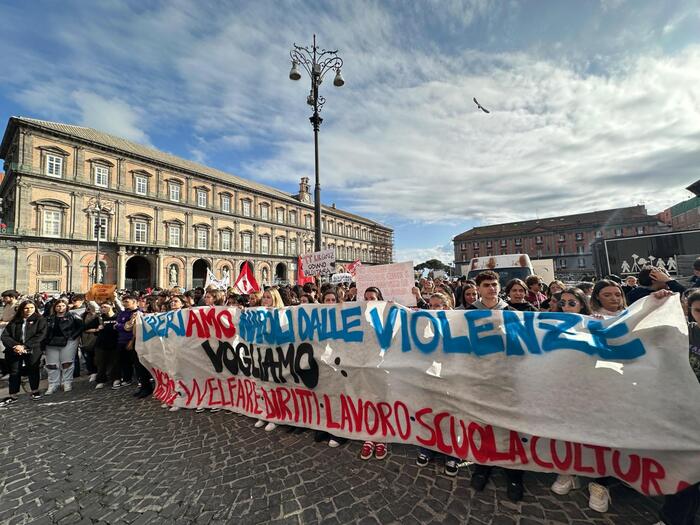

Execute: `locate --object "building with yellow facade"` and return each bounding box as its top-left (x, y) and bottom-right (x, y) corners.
top-left (0, 117), bottom-right (393, 293)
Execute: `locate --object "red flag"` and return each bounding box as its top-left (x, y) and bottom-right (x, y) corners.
top-left (346, 259), bottom-right (362, 276)
top-left (297, 256), bottom-right (314, 285)
top-left (233, 262), bottom-right (260, 294)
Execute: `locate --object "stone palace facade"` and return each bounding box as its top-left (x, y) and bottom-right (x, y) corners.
top-left (0, 117), bottom-right (393, 293)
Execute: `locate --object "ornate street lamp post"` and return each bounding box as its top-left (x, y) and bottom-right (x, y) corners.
top-left (289, 34), bottom-right (344, 253)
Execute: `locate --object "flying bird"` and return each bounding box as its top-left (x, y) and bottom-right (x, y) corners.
top-left (473, 97), bottom-right (490, 114)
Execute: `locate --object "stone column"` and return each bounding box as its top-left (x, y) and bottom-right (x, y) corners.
top-left (15, 247), bottom-right (29, 294)
top-left (233, 220), bottom-right (239, 251)
top-left (185, 256), bottom-right (193, 289)
top-left (154, 207), bottom-right (161, 245)
top-left (70, 249), bottom-right (82, 292)
top-left (233, 190), bottom-right (239, 214)
top-left (16, 182), bottom-right (32, 235)
top-left (184, 212), bottom-right (192, 248)
top-left (253, 224), bottom-right (259, 253)
top-left (117, 248), bottom-right (126, 289)
top-left (211, 216), bottom-right (218, 251)
top-left (20, 131), bottom-right (34, 172)
top-left (253, 196), bottom-right (258, 218)
top-left (155, 253), bottom-right (163, 288)
top-left (70, 192), bottom-right (79, 238)
top-left (114, 200), bottom-right (123, 242)
top-left (74, 146), bottom-right (85, 182)
top-left (155, 169), bottom-right (162, 199)
top-left (116, 158), bottom-right (125, 190)
top-left (185, 177), bottom-right (192, 205)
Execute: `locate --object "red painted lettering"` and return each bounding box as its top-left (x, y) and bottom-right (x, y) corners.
top-left (572, 442), bottom-right (595, 474)
top-left (364, 401), bottom-right (380, 435)
top-left (641, 457), bottom-right (665, 496)
top-left (415, 408), bottom-right (436, 447)
top-left (324, 394), bottom-right (341, 430)
top-left (612, 451), bottom-right (641, 485)
top-left (394, 401), bottom-right (411, 440)
top-left (530, 436), bottom-right (553, 469)
top-left (550, 440), bottom-right (573, 471)
top-left (377, 402), bottom-right (396, 438)
top-left (449, 416), bottom-right (469, 459)
top-left (508, 431), bottom-right (528, 465)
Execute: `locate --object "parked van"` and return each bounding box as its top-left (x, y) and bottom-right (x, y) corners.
top-left (466, 254), bottom-right (534, 288)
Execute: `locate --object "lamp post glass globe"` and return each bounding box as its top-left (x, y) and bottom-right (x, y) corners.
top-left (289, 61), bottom-right (301, 81)
top-left (333, 69), bottom-right (344, 87)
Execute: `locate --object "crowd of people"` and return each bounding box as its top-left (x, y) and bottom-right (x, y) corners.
top-left (1, 257), bottom-right (699, 525)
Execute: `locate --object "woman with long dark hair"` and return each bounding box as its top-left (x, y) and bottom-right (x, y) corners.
top-left (44, 298), bottom-right (83, 394)
top-left (0, 300), bottom-right (47, 404)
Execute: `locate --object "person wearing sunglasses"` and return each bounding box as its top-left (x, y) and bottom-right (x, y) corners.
top-left (553, 287), bottom-right (592, 315)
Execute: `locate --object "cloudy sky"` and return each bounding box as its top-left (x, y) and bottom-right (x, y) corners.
top-left (1, 0), bottom-right (699, 264)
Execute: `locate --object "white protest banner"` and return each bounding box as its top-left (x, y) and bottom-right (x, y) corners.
top-left (205, 268), bottom-right (229, 290)
top-left (301, 248), bottom-right (336, 276)
top-left (331, 273), bottom-right (353, 285)
top-left (137, 294), bottom-right (700, 495)
top-left (421, 268), bottom-right (430, 279)
top-left (433, 270), bottom-right (446, 279)
top-left (355, 261), bottom-right (415, 306)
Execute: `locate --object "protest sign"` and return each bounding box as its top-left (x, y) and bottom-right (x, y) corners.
top-left (355, 261), bottom-right (415, 306)
top-left (137, 294), bottom-right (700, 495)
top-left (85, 284), bottom-right (116, 303)
top-left (205, 268), bottom-right (229, 290)
top-left (331, 273), bottom-right (353, 285)
top-left (300, 248), bottom-right (336, 276)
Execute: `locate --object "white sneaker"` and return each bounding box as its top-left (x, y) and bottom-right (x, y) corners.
top-left (254, 419), bottom-right (266, 428)
top-left (264, 422), bottom-right (277, 432)
top-left (89, 373), bottom-right (98, 382)
top-left (161, 403), bottom-right (168, 408)
top-left (588, 482), bottom-right (611, 513)
top-left (551, 474), bottom-right (580, 495)
top-left (63, 384), bottom-right (73, 392)
top-left (0, 374), bottom-right (9, 381)
top-left (112, 380), bottom-right (121, 390)
top-left (328, 439), bottom-right (341, 448)
top-left (44, 386), bottom-right (59, 396)
top-left (95, 383), bottom-right (105, 390)
top-left (169, 406), bottom-right (180, 412)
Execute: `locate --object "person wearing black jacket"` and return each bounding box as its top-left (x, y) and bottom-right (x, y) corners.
top-left (93, 303), bottom-right (119, 389)
top-left (627, 267), bottom-right (686, 305)
top-left (0, 300), bottom-right (48, 405)
top-left (44, 298), bottom-right (83, 394)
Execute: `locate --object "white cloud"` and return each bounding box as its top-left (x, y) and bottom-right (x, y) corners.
top-left (396, 244), bottom-right (454, 266)
top-left (3, 0), bottom-right (699, 234)
top-left (72, 91), bottom-right (150, 145)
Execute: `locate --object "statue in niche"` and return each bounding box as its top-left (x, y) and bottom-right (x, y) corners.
top-left (93, 262), bottom-right (104, 284)
top-left (169, 264), bottom-right (179, 287)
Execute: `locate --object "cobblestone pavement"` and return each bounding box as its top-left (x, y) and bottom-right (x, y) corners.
top-left (0, 377), bottom-right (677, 525)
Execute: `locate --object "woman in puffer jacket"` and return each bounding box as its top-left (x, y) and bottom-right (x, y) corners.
top-left (44, 298), bottom-right (83, 394)
top-left (0, 300), bottom-right (47, 405)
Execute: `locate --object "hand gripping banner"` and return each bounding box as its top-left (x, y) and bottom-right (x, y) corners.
top-left (136, 294), bottom-right (700, 495)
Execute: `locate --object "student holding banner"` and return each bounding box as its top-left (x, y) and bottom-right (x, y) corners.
top-left (253, 288), bottom-right (286, 431)
top-left (415, 291), bottom-right (460, 474)
top-left (361, 286), bottom-right (388, 460)
top-left (464, 271), bottom-right (526, 502)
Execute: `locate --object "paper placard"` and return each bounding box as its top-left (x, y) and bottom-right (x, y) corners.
top-left (355, 261), bottom-right (415, 306)
top-left (301, 248), bottom-right (336, 276)
top-left (86, 284), bottom-right (116, 303)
